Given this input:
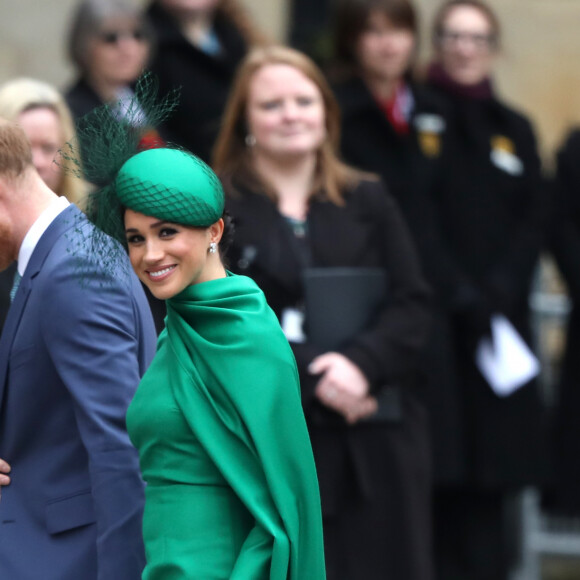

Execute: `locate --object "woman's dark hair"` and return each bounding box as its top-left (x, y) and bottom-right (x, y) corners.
top-left (335, 0), bottom-right (417, 66)
top-left (432, 0), bottom-right (501, 50)
top-left (218, 210), bottom-right (235, 262)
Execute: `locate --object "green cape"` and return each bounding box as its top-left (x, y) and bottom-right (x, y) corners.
top-left (164, 274), bottom-right (326, 578)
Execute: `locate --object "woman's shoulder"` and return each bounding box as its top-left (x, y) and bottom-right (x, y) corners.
top-left (225, 181), bottom-right (273, 210)
top-left (341, 177), bottom-right (398, 214)
top-left (556, 128), bottom-right (580, 181)
top-left (559, 128), bottom-right (580, 158)
top-left (64, 78), bottom-right (104, 120)
top-left (331, 74), bottom-right (372, 114)
top-left (491, 98), bottom-right (537, 135)
top-left (224, 182), bottom-right (278, 234)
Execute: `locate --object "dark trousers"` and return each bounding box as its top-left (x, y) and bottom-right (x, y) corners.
top-left (433, 488), bottom-right (510, 580)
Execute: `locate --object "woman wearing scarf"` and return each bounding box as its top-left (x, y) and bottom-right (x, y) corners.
top-left (426, 2), bottom-right (548, 579)
top-left (70, 87), bottom-right (325, 576)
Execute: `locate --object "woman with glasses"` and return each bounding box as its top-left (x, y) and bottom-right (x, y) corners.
top-left (426, 2), bottom-right (548, 579)
top-left (65, 0), bottom-right (153, 118)
top-left (65, 0), bottom-right (154, 131)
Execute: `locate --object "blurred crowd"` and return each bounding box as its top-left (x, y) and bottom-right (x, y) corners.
top-left (1, 0), bottom-right (580, 579)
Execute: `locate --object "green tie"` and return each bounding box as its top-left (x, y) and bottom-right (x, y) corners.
top-left (10, 271), bottom-right (21, 302)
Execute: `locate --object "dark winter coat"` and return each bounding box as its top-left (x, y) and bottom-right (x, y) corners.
top-left (425, 85), bottom-right (549, 487)
top-left (146, 1), bottom-right (248, 162)
top-left (549, 129), bottom-right (580, 512)
top-left (225, 178), bottom-right (434, 579)
top-left (335, 76), bottom-right (465, 483)
top-left (65, 77), bottom-right (106, 121)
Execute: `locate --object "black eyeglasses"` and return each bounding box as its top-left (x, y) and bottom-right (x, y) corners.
top-left (438, 30), bottom-right (496, 50)
top-left (98, 29), bottom-right (146, 45)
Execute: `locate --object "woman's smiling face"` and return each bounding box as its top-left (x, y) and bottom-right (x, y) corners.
top-left (125, 209), bottom-right (217, 300)
top-left (245, 63), bottom-right (327, 161)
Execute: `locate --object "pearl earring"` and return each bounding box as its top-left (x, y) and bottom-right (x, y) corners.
top-left (209, 242), bottom-right (217, 254)
top-left (245, 134), bottom-right (256, 147)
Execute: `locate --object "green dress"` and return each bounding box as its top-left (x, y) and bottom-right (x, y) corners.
top-left (126, 273), bottom-right (326, 579)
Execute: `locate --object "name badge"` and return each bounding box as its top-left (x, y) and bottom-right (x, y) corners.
top-left (414, 113), bottom-right (446, 133)
top-left (414, 114), bottom-right (445, 158)
top-left (490, 149), bottom-right (524, 176)
top-left (490, 135), bottom-right (524, 176)
top-left (281, 308), bottom-right (306, 343)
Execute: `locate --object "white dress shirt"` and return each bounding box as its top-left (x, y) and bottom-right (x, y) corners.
top-left (17, 196), bottom-right (70, 277)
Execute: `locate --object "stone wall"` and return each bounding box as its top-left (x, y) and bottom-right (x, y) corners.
top-left (1, 0), bottom-right (579, 165)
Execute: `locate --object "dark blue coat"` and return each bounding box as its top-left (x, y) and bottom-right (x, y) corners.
top-left (0, 205), bottom-right (156, 579)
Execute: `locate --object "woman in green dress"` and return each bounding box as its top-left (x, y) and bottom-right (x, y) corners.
top-left (89, 146), bottom-right (325, 578)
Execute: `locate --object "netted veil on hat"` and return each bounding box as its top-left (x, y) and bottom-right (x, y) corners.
top-left (59, 74), bottom-right (224, 251)
top-left (56, 74), bottom-right (227, 283)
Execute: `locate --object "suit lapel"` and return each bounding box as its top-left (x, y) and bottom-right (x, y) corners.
top-left (0, 205), bottom-right (79, 411)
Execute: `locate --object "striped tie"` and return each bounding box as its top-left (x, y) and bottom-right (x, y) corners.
top-left (10, 271), bottom-right (21, 303)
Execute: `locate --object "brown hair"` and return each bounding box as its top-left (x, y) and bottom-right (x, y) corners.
top-left (213, 45), bottom-right (366, 205)
top-left (432, 0), bottom-right (501, 50)
top-left (0, 119), bottom-right (33, 180)
top-left (335, 0), bottom-right (418, 66)
top-left (218, 0), bottom-right (269, 47)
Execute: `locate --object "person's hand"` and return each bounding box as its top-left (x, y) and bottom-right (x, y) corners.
top-left (342, 395), bottom-right (379, 425)
top-left (309, 353), bottom-right (376, 423)
top-left (309, 352), bottom-right (370, 398)
top-left (0, 458), bottom-right (11, 500)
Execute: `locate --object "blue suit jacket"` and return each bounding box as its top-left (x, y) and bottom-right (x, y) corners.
top-left (0, 206), bottom-right (157, 580)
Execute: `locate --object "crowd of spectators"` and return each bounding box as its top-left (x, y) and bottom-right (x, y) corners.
top-left (1, 1), bottom-right (579, 579)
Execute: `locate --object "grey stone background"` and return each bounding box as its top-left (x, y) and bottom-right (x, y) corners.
top-left (1, 0), bottom-right (580, 163)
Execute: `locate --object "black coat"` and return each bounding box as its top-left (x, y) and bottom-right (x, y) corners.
top-left (65, 78), bottom-right (105, 121)
top-left (549, 129), bottom-right (580, 513)
top-left (425, 86), bottom-right (549, 487)
top-left (335, 77), bottom-right (465, 483)
top-left (146, 1), bottom-right (248, 162)
top-left (226, 179), bottom-right (434, 579)
top-left (334, 77), bottom-right (448, 239)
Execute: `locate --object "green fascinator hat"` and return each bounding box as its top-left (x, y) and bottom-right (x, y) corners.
top-left (116, 148), bottom-right (225, 227)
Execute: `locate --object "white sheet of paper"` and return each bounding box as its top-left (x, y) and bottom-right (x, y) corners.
top-left (475, 314), bottom-right (541, 397)
top-left (281, 307), bottom-right (306, 343)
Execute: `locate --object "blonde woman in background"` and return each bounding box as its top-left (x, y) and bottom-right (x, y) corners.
top-left (0, 78), bottom-right (86, 206)
top-left (0, 78), bottom-right (87, 333)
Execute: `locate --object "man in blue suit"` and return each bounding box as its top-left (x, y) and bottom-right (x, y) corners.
top-left (0, 120), bottom-right (156, 579)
